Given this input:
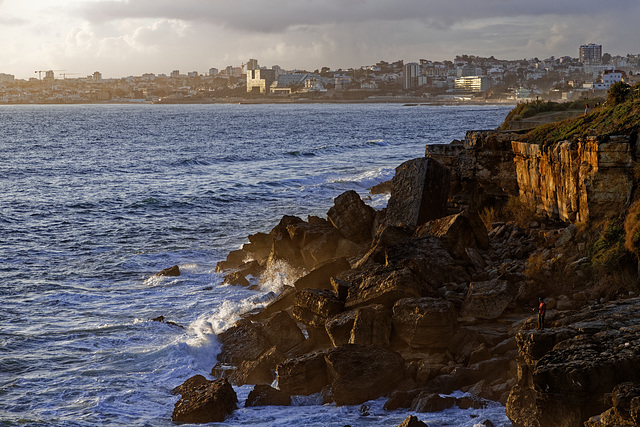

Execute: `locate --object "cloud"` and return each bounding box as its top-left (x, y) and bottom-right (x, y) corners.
top-left (77, 0), bottom-right (640, 34)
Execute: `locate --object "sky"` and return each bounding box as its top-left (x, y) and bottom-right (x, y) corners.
top-left (1, 0), bottom-right (639, 80)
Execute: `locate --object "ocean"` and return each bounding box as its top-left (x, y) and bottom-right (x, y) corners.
top-left (0, 103), bottom-right (514, 426)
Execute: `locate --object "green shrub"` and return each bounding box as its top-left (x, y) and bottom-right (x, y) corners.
top-left (590, 217), bottom-right (627, 272)
top-left (607, 82), bottom-right (632, 106)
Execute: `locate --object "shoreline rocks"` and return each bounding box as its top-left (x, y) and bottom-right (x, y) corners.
top-left (175, 125), bottom-right (640, 425)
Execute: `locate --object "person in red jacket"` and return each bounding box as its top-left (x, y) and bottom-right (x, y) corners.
top-left (536, 297), bottom-right (547, 330)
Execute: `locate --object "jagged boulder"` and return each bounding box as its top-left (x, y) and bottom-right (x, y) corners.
top-left (227, 346), bottom-right (286, 385)
top-left (299, 230), bottom-right (343, 269)
top-left (411, 392), bottom-right (456, 412)
top-left (392, 297), bottom-right (458, 349)
top-left (245, 384), bottom-right (292, 407)
top-left (156, 265), bottom-right (180, 277)
top-left (293, 288), bottom-right (344, 327)
top-left (216, 320), bottom-right (271, 364)
top-left (293, 257), bottom-right (351, 291)
top-left (344, 266), bottom-right (429, 309)
top-left (172, 376), bottom-right (237, 424)
top-left (287, 217), bottom-right (335, 248)
top-left (325, 309), bottom-right (358, 347)
top-left (223, 271), bottom-right (250, 286)
top-left (415, 209), bottom-right (489, 259)
top-left (327, 190), bottom-right (376, 244)
top-left (384, 236), bottom-right (458, 288)
top-left (349, 304), bottom-right (392, 347)
top-left (324, 344), bottom-right (405, 405)
top-left (216, 249), bottom-right (246, 272)
top-left (242, 232), bottom-right (274, 263)
top-left (385, 157), bottom-right (450, 228)
top-left (276, 350), bottom-right (330, 396)
top-left (260, 310), bottom-right (306, 353)
top-left (460, 279), bottom-right (514, 320)
top-left (396, 415), bottom-right (429, 427)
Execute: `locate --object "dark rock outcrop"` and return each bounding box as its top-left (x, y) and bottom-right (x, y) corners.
top-left (327, 190), bottom-right (375, 244)
top-left (506, 298), bottom-right (640, 427)
top-left (385, 158), bottom-right (450, 228)
top-left (155, 265), bottom-right (180, 277)
top-left (392, 297), bottom-right (458, 349)
top-left (415, 209), bottom-right (489, 259)
top-left (324, 344), bottom-right (405, 405)
top-left (245, 384), bottom-right (292, 407)
top-left (172, 376), bottom-right (237, 424)
top-left (397, 415), bottom-right (429, 427)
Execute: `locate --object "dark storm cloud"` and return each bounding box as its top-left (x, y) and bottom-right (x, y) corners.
top-left (78, 0), bottom-right (639, 33)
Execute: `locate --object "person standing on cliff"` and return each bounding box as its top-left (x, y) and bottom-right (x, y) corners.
top-left (536, 297), bottom-right (547, 330)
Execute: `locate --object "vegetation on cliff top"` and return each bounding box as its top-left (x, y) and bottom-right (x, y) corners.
top-left (501, 82), bottom-right (640, 148)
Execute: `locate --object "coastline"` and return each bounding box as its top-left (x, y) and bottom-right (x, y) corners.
top-left (174, 105), bottom-right (640, 426)
top-left (0, 98), bottom-right (518, 106)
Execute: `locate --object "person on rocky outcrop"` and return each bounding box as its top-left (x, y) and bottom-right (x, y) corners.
top-left (536, 297), bottom-right (547, 330)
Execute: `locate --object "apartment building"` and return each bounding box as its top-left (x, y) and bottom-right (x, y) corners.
top-left (454, 75), bottom-right (492, 92)
top-left (580, 44), bottom-right (602, 65)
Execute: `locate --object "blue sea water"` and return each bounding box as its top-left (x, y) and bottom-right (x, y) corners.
top-left (0, 103), bottom-right (514, 426)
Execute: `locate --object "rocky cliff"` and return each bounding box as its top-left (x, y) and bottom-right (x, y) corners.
top-left (512, 135), bottom-right (636, 223)
top-left (172, 104), bottom-right (640, 426)
top-left (427, 131), bottom-right (637, 225)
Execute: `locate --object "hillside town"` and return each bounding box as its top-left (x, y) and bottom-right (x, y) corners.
top-left (2, 44), bottom-right (640, 104)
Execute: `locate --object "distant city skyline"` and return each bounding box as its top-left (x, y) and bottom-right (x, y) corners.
top-left (2, 0), bottom-right (639, 80)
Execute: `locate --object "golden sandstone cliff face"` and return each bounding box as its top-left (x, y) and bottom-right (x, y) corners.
top-left (512, 135), bottom-right (635, 223)
top-left (427, 131), bottom-right (636, 224)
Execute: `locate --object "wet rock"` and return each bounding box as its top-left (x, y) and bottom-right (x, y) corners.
top-left (246, 286), bottom-right (296, 321)
top-left (396, 414), bottom-right (429, 427)
top-left (287, 218), bottom-right (335, 249)
top-left (223, 271), bottom-right (250, 286)
top-left (216, 320), bottom-right (270, 364)
top-left (392, 297), bottom-right (458, 349)
top-left (276, 350), bottom-right (330, 396)
top-left (244, 232), bottom-right (274, 263)
top-left (228, 346), bottom-right (286, 385)
top-left (385, 157), bottom-right (450, 228)
top-left (327, 190), bottom-right (376, 244)
top-left (155, 265), bottom-right (180, 277)
top-left (151, 315), bottom-right (184, 329)
top-left (260, 310), bottom-right (306, 353)
top-left (324, 344), bottom-right (405, 405)
top-left (172, 376), bottom-right (237, 424)
top-left (411, 392), bottom-right (455, 412)
top-left (216, 249), bottom-right (245, 272)
top-left (236, 260), bottom-right (263, 277)
top-left (245, 384), bottom-right (291, 407)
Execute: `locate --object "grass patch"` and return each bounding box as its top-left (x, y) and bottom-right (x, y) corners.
top-left (519, 98), bottom-right (640, 149)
